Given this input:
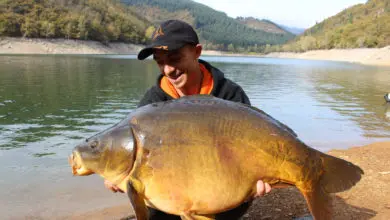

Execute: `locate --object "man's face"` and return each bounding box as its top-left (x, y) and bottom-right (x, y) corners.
top-left (153, 44), bottom-right (202, 90)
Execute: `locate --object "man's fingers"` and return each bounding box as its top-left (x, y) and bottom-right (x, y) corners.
top-left (255, 180), bottom-right (272, 198)
top-left (256, 180), bottom-right (266, 197)
top-left (265, 183), bottom-right (271, 193)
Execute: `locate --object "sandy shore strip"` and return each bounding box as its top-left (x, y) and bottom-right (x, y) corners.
top-left (57, 141), bottom-right (390, 220)
top-left (0, 37), bottom-right (143, 55)
top-left (1, 37), bottom-right (389, 67)
top-left (266, 46), bottom-right (390, 67)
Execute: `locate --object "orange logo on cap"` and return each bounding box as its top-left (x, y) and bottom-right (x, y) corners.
top-left (153, 26), bottom-right (164, 40)
top-left (153, 45), bottom-right (169, 50)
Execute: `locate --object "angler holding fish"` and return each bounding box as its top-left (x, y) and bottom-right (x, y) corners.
top-left (109, 19), bottom-right (270, 220)
top-left (69, 20), bottom-right (363, 220)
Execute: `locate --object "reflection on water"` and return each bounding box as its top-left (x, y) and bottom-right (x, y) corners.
top-left (0, 55), bottom-right (157, 151)
top-left (0, 55), bottom-right (158, 219)
top-left (0, 54), bottom-right (389, 219)
top-left (310, 68), bottom-right (390, 138)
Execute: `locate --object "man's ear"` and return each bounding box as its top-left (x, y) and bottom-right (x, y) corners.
top-left (194, 44), bottom-right (202, 59)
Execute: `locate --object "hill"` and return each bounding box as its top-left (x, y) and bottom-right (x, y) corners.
top-left (279, 24), bottom-right (305, 35)
top-left (121, 0), bottom-right (295, 52)
top-left (274, 0), bottom-right (390, 52)
top-left (0, 0), bottom-right (151, 44)
top-left (235, 17), bottom-right (292, 35)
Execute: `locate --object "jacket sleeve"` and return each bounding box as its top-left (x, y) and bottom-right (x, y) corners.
top-left (220, 79), bottom-right (251, 106)
top-left (138, 89), bottom-right (154, 107)
top-left (137, 87), bottom-right (171, 107)
top-left (230, 86), bottom-right (251, 106)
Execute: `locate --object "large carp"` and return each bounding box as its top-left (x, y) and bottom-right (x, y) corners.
top-left (69, 95), bottom-right (363, 220)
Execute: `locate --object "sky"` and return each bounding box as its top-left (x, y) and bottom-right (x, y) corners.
top-left (192, 0), bottom-right (367, 28)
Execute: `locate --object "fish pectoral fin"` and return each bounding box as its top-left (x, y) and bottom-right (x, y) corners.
top-left (300, 184), bottom-right (332, 220)
top-left (127, 180), bottom-right (148, 220)
top-left (180, 212), bottom-right (215, 220)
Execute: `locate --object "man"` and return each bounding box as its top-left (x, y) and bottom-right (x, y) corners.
top-left (104, 19), bottom-right (271, 219)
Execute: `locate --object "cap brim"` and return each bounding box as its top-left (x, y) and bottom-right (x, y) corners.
top-left (137, 47), bottom-right (154, 60)
top-left (137, 42), bottom-right (189, 60)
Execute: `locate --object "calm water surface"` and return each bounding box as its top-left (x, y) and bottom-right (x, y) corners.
top-left (1, 55), bottom-right (390, 219)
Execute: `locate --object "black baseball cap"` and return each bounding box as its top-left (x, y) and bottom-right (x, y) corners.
top-left (137, 20), bottom-right (199, 60)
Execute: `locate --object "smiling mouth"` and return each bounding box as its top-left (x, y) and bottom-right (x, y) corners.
top-left (168, 72), bottom-right (183, 80)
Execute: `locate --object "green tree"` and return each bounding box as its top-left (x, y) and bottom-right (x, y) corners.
top-left (40, 21), bottom-right (56, 38)
top-left (77, 15), bottom-right (89, 40)
top-left (0, 0), bottom-right (150, 43)
top-left (21, 17), bottom-right (39, 37)
top-left (227, 43), bottom-right (234, 51)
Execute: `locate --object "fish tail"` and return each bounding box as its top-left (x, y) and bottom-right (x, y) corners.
top-left (319, 154), bottom-right (364, 193)
top-left (299, 183), bottom-right (332, 220)
top-left (298, 153), bottom-right (363, 220)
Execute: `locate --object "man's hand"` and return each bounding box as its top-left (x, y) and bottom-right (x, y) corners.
top-left (104, 179), bottom-right (124, 193)
top-left (254, 180), bottom-right (271, 198)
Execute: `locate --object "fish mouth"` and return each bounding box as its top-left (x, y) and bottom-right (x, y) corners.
top-left (68, 152), bottom-right (94, 176)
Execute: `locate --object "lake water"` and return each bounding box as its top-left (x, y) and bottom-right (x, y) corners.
top-left (1, 54), bottom-right (390, 219)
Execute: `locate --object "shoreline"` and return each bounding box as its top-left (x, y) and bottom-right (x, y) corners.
top-left (59, 141), bottom-right (390, 220)
top-left (265, 47), bottom-right (390, 67)
top-left (0, 37), bottom-right (143, 55)
top-left (1, 37), bottom-right (389, 67)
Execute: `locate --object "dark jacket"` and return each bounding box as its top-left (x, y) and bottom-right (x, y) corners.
top-left (138, 59), bottom-right (250, 107)
top-left (137, 59), bottom-right (252, 220)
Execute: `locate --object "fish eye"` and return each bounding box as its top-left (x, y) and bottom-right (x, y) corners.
top-left (90, 141), bottom-right (98, 149)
